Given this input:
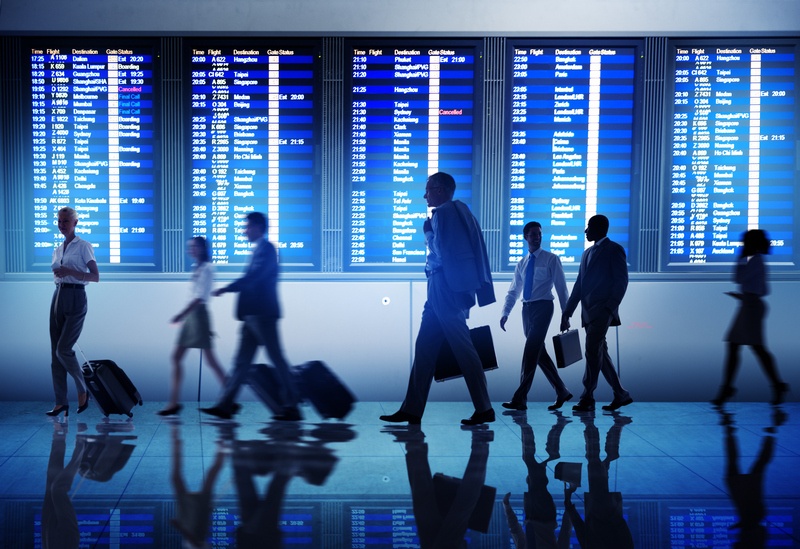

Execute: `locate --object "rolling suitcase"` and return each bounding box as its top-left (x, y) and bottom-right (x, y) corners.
top-left (294, 361), bottom-right (356, 420)
top-left (82, 359), bottom-right (143, 418)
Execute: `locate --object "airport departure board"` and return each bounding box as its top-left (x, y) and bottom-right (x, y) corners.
top-left (28, 41), bottom-right (159, 268)
top-left (187, 42), bottom-right (319, 268)
top-left (506, 43), bottom-right (639, 268)
top-left (666, 43), bottom-right (797, 268)
top-left (346, 41), bottom-right (481, 270)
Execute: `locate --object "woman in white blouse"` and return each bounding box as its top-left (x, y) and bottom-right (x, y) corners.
top-left (47, 207), bottom-right (99, 417)
top-left (158, 237), bottom-right (227, 415)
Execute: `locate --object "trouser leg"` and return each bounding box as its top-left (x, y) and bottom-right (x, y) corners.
top-left (50, 289), bottom-right (88, 405)
top-left (401, 303), bottom-right (444, 417)
top-left (217, 321), bottom-right (259, 408)
top-left (249, 317), bottom-right (299, 408)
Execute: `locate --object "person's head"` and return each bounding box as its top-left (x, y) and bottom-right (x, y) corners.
top-left (523, 221), bottom-right (543, 252)
top-left (188, 236), bottom-right (210, 263)
top-left (424, 172), bottom-right (456, 208)
top-left (57, 207), bottom-right (79, 237)
top-left (741, 229), bottom-right (771, 257)
top-left (243, 212), bottom-right (268, 243)
top-left (585, 214), bottom-right (609, 242)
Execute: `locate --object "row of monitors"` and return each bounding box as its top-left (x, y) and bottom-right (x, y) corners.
top-left (23, 37), bottom-right (799, 272)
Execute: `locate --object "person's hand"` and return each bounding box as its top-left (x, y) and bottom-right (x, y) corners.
top-left (500, 316), bottom-right (508, 332)
top-left (560, 314), bottom-right (570, 332)
top-left (170, 313), bottom-right (183, 324)
top-left (52, 266), bottom-right (73, 278)
top-left (423, 218), bottom-right (432, 234)
top-left (212, 288), bottom-right (225, 297)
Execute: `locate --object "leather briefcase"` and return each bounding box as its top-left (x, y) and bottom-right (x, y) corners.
top-left (552, 329), bottom-right (582, 369)
top-left (435, 325), bottom-right (498, 382)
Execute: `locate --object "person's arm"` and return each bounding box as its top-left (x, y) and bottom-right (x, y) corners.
top-left (552, 254), bottom-right (569, 313)
top-left (605, 243), bottom-right (628, 312)
top-left (561, 258), bottom-right (583, 331)
top-left (500, 260), bottom-right (524, 331)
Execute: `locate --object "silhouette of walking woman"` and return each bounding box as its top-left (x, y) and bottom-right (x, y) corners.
top-left (712, 229), bottom-right (789, 406)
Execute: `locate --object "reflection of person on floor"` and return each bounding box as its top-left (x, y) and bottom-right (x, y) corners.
top-left (564, 414), bottom-right (634, 549)
top-left (502, 412), bottom-right (572, 548)
top-left (42, 422), bottom-right (86, 549)
top-left (232, 426), bottom-right (339, 548)
top-left (721, 409), bottom-right (784, 549)
top-left (169, 423), bottom-right (226, 549)
top-left (387, 425), bottom-right (494, 549)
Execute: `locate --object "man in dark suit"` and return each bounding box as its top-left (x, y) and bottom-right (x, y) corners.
top-left (561, 214), bottom-right (632, 412)
top-left (381, 172), bottom-right (496, 426)
top-left (201, 212), bottom-right (301, 421)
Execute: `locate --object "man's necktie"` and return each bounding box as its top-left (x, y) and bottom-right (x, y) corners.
top-left (523, 252), bottom-right (535, 301)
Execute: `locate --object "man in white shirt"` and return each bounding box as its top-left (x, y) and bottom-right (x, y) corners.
top-left (500, 221), bottom-right (572, 411)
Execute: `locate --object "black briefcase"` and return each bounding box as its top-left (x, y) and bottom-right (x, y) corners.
top-left (435, 325), bottom-right (498, 382)
top-left (552, 329), bottom-right (582, 369)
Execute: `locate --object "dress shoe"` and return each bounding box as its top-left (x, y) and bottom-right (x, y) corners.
top-left (77, 394), bottom-right (91, 414)
top-left (274, 406), bottom-right (303, 421)
top-left (461, 408), bottom-right (495, 426)
top-left (548, 393), bottom-right (573, 411)
top-left (572, 400), bottom-right (595, 412)
top-left (501, 401), bottom-right (527, 411)
top-left (45, 405), bottom-right (69, 417)
top-left (200, 405), bottom-right (234, 420)
top-left (602, 396), bottom-right (633, 411)
top-left (379, 410), bottom-right (421, 425)
top-left (710, 386), bottom-right (736, 407)
top-left (157, 404), bottom-right (183, 416)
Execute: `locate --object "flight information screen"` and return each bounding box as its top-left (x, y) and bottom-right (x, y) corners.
top-left (346, 41), bottom-right (482, 270)
top-left (187, 41), bottom-right (319, 268)
top-left (665, 42), bottom-right (797, 268)
top-left (28, 41), bottom-right (160, 269)
top-left (505, 42), bottom-right (640, 269)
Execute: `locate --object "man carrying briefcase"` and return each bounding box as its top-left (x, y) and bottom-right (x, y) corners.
top-left (500, 221), bottom-right (573, 411)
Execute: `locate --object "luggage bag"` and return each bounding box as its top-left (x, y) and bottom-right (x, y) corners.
top-left (82, 359), bottom-right (143, 418)
top-left (247, 361), bottom-right (356, 420)
top-left (294, 361), bottom-right (356, 420)
top-left (434, 325), bottom-right (499, 382)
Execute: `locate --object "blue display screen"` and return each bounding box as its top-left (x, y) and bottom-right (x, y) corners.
top-left (666, 43), bottom-right (797, 267)
top-left (29, 44), bottom-right (159, 268)
top-left (506, 44), bottom-right (639, 268)
top-left (346, 42), bottom-right (481, 270)
top-left (187, 43), bottom-right (319, 268)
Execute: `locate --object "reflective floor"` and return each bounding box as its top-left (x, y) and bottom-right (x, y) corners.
top-left (0, 400), bottom-right (797, 548)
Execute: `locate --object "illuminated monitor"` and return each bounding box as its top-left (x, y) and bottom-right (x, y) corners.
top-left (664, 40), bottom-right (798, 270)
top-left (504, 40), bottom-right (642, 270)
top-left (25, 38), bottom-right (161, 270)
top-left (185, 40), bottom-right (321, 270)
top-left (345, 40), bottom-right (483, 271)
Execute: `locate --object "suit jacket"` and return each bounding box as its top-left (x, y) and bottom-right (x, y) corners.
top-left (432, 200), bottom-right (495, 307)
top-left (564, 238), bottom-right (628, 327)
top-left (225, 238), bottom-right (281, 320)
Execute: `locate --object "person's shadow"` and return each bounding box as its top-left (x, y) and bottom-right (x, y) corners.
top-left (41, 421), bottom-right (87, 549)
top-left (561, 412), bottom-right (634, 549)
top-left (382, 424), bottom-right (496, 549)
top-left (719, 408), bottom-right (786, 548)
top-left (231, 421), bottom-right (352, 548)
top-left (168, 422), bottom-right (227, 549)
top-left (501, 410), bottom-right (573, 548)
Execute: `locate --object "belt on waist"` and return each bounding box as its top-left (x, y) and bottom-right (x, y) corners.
top-left (57, 283), bottom-right (85, 290)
